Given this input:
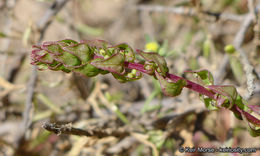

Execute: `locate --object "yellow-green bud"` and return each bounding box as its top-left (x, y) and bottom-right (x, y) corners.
top-left (157, 67), bottom-right (161, 73)
top-left (224, 45), bottom-right (236, 54)
top-left (100, 49), bottom-right (106, 55)
top-left (127, 73), bottom-right (134, 78)
top-left (104, 55), bottom-right (110, 59)
top-left (120, 51), bottom-right (124, 55)
top-left (131, 69), bottom-right (137, 75)
top-left (144, 64), bottom-right (154, 71)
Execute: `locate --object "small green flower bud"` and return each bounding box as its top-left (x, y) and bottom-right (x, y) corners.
top-left (104, 55), bottom-right (110, 59)
top-left (120, 50), bottom-right (125, 55)
top-left (99, 49), bottom-right (106, 55)
top-left (131, 69), bottom-right (137, 75)
top-left (224, 45), bottom-right (236, 54)
top-left (144, 64), bottom-right (154, 71)
top-left (127, 73), bottom-right (134, 78)
top-left (157, 67), bottom-right (161, 73)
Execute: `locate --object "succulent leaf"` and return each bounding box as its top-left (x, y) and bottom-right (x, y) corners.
top-left (91, 53), bottom-right (125, 75)
top-left (111, 43), bottom-right (135, 62)
top-left (155, 71), bottom-right (186, 97)
top-left (137, 49), bottom-right (169, 77)
top-left (186, 69), bottom-right (214, 86)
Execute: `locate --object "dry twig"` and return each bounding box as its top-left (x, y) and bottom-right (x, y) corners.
top-left (133, 5), bottom-right (245, 22)
top-left (42, 122), bottom-right (129, 138)
top-left (15, 0), bottom-right (70, 148)
top-left (215, 3), bottom-right (260, 94)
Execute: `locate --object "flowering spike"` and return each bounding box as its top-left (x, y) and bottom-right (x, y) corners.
top-left (31, 39), bottom-right (260, 137)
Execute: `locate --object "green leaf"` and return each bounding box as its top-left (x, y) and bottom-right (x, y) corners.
top-left (74, 64), bottom-right (101, 77)
top-left (91, 53), bottom-right (125, 75)
top-left (0, 32), bottom-right (7, 38)
top-left (43, 43), bottom-right (63, 54)
top-left (111, 73), bottom-right (127, 83)
top-left (37, 63), bottom-right (49, 70)
top-left (238, 106), bottom-right (260, 137)
top-left (155, 71), bottom-right (186, 97)
top-left (207, 85), bottom-right (238, 108)
top-left (63, 43), bottom-right (94, 63)
top-left (57, 51), bottom-right (81, 66)
top-left (144, 34), bottom-right (153, 43)
top-left (203, 39), bottom-right (210, 58)
top-left (43, 44), bottom-right (81, 66)
top-left (57, 39), bottom-right (78, 46)
top-left (158, 40), bottom-right (168, 56)
top-left (247, 126), bottom-right (260, 137)
top-left (234, 95), bottom-right (250, 113)
top-left (188, 57), bottom-right (199, 70)
top-left (200, 96), bottom-right (218, 110)
top-left (112, 71), bottom-right (142, 83)
top-left (229, 57), bottom-right (244, 84)
top-left (137, 50), bottom-right (169, 76)
top-left (186, 69), bottom-right (214, 86)
top-left (112, 43), bottom-right (135, 62)
top-left (47, 63), bottom-right (69, 72)
top-left (37, 53), bottom-right (55, 64)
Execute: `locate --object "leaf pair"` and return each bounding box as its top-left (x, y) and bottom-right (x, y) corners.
top-left (187, 70), bottom-right (260, 136)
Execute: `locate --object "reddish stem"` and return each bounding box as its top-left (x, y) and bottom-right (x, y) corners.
top-left (125, 62), bottom-right (217, 100)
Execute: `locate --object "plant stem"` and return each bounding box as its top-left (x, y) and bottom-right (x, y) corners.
top-left (125, 62), bottom-right (217, 100)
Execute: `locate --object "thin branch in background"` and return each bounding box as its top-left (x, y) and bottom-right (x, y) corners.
top-left (17, 65), bottom-right (37, 142)
top-left (15, 0), bottom-right (70, 148)
top-left (252, 1), bottom-right (260, 80)
top-left (135, 3), bottom-right (258, 99)
top-left (237, 48), bottom-right (255, 99)
top-left (2, 54), bottom-right (26, 106)
top-left (248, 0), bottom-right (257, 20)
top-left (37, 0), bottom-right (70, 40)
top-left (133, 5), bottom-right (245, 22)
top-left (131, 132), bottom-right (159, 156)
top-left (215, 4), bottom-right (260, 95)
top-left (0, 0), bottom-right (18, 77)
top-left (135, 4), bottom-right (259, 98)
top-left (233, 1), bottom-right (257, 100)
top-left (42, 122), bottom-right (129, 138)
top-left (215, 15), bottom-right (251, 83)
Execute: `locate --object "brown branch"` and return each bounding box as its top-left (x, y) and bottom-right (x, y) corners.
top-left (15, 0), bottom-right (70, 148)
top-left (42, 122), bottom-right (130, 138)
top-left (232, 3), bottom-right (258, 99)
top-left (37, 0), bottom-right (70, 40)
top-left (214, 13), bottom-right (254, 84)
top-left (214, 4), bottom-right (260, 90)
top-left (2, 54), bottom-right (26, 106)
top-left (135, 4), bottom-right (260, 97)
top-left (133, 5), bottom-right (245, 22)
